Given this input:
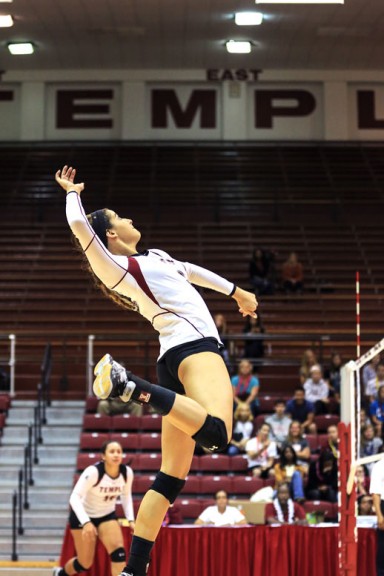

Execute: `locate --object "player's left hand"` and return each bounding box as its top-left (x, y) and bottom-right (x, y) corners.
top-left (232, 287), bottom-right (258, 318)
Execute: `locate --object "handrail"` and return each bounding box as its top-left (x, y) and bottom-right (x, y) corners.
top-left (0, 333), bottom-right (16, 396)
top-left (17, 470), bottom-right (23, 535)
top-left (11, 491), bottom-right (18, 561)
top-left (23, 446), bottom-right (30, 510)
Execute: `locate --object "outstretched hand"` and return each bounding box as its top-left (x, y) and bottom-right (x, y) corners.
top-left (232, 287), bottom-right (258, 318)
top-left (55, 165), bottom-right (84, 195)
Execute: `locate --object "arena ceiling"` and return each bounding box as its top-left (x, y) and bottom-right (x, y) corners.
top-left (0, 0), bottom-right (383, 72)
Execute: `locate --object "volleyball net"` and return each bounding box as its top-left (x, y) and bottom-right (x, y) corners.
top-left (338, 337), bottom-right (384, 576)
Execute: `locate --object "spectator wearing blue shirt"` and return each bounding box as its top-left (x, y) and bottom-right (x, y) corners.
top-left (286, 386), bottom-right (316, 434)
top-left (370, 385), bottom-right (384, 439)
top-left (231, 359), bottom-right (260, 417)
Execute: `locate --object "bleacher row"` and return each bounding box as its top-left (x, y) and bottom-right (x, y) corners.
top-left (76, 399), bottom-right (341, 522)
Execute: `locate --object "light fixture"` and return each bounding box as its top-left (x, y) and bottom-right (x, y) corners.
top-left (235, 12), bottom-right (263, 25)
top-left (256, 0), bottom-right (343, 3)
top-left (226, 40), bottom-right (252, 54)
top-left (0, 1), bottom-right (13, 3)
top-left (8, 42), bottom-right (34, 55)
top-left (0, 14), bottom-right (13, 27)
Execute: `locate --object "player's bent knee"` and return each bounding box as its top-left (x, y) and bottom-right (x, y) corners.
top-left (150, 471), bottom-right (185, 504)
top-left (110, 547), bottom-right (126, 563)
top-left (192, 415), bottom-right (228, 453)
top-left (73, 558), bottom-right (89, 572)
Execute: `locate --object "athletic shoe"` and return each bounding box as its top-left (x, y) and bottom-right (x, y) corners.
top-left (93, 354), bottom-right (136, 401)
top-left (52, 568), bottom-right (62, 576)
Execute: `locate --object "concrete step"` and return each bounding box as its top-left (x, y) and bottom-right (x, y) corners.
top-left (12, 400), bottom-right (84, 409)
top-left (0, 528), bottom-right (64, 538)
top-left (0, 537), bottom-right (62, 555)
top-left (0, 467), bottom-right (74, 484)
top-left (0, 511), bottom-right (68, 528)
top-left (0, 447), bottom-right (78, 465)
top-left (0, 568), bottom-right (54, 575)
top-left (1, 427), bottom-right (82, 446)
top-left (0, 489), bottom-right (70, 506)
top-left (7, 409), bottom-right (84, 426)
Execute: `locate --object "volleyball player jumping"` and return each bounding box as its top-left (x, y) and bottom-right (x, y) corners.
top-left (55, 165), bottom-right (258, 576)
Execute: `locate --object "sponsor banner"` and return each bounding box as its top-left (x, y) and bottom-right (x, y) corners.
top-left (349, 84), bottom-right (384, 140)
top-left (0, 86), bottom-right (20, 140)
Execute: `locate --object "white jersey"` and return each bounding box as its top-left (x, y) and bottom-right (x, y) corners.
top-left (197, 505), bottom-right (245, 526)
top-left (69, 464), bottom-right (134, 525)
top-left (370, 456), bottom-right (384, 500)
top-left (66, 192), bottom-right (235, 358)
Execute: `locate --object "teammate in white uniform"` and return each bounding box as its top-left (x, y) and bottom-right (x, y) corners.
top-left (55, 165), bottom-right (258, 576)
top-left (53, 441), bottom-right (134, 576)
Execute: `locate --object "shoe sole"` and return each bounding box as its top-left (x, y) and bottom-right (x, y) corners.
top-left (94, 353), bottom-right (113, 377)
top-left (93, 362), bottom-right (113, 400)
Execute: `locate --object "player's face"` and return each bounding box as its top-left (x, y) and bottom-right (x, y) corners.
top-left (106, 209), bottom-right (141, 245)
top-left (103, 442), bottom-right (123, 466)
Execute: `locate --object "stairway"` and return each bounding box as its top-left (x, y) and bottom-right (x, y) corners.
top-left (0, 400), bottom-right (84, 562)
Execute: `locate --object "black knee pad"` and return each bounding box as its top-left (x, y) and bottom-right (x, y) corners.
top-left (192, 415), bottom-right (228, 452)
top-left (73, 558), bottom-right (87, 573)
top-left (110, 547), bottom-right (126, 563)
top-left (150, 471), bottom-right (185, 504)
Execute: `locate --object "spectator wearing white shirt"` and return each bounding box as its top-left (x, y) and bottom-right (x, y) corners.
top-left (245, 422), bottom-right (278, 478)
top-left (265, 400), bottom-right (291, 448)
top-left (303, 364), bottom-right (329, 415)
top-left (366, 362), bottom-right (384, 403)
top-left (194, 490), bottom-right (247, 527)
top-left (369, 455), bottom-right (384, 576)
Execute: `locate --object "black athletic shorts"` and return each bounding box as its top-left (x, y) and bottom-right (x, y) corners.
top-left (69, 508), bottom-right (117, 530)
top-left (156, 337), bottom-right (222, 395)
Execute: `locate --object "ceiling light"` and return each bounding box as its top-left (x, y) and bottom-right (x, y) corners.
top-left (0, 14), bottom-right (13, 27)
top-left (235, 12), bottom-right (263, 25)
top-left (256, 1), bottom-right (343, 4)
top-left (8, 42), bottom-right (34, 55)
top-left (226, 40), bottom-right (252, 54)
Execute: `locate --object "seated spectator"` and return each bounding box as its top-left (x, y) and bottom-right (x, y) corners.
top-left (273, 445), bottom-right (306, 502)
top-left (306, 451), bottom-right (338, 503)
top-left (360, 406), bottom-right (372, 429)
top-left (249, 247), bottom-right (276, 296)
top-left (194, 490), bottom-right (247, 527)
top-left (303, 365), bottom-right (329, 415)
top-left (227, 402), bottom-right (254, 456)
top-left (97, 397), bottom-right (143, 417)
top-left (283, 420), bottom-right (311, 472)
top-left (360, 423), bottom-right (383, 474)
top-left (242, 315), bottom-right (265, 364)
top-left (162, 503), bottom-right (184, 526)
top-left (321, 424), bottom-right (339, 460)
top-left (0, 366), bottom-right (10, 392)
top-left (265, 399), bottom-right (292, 449)
top-left (369, 384), bottom-right (384, 438)
top-left (231, 359), bottom-right (260, 417)
top-left (366, 361), bottom-right (384, 403)
top-left (286, 386), bottom-right (315, 434)
top-left (299, 348), bottom-right (318, 385)
top-left (213, 313), bottom-right (231, 369)
top-left (265, 483), bottom-right (307, 525)
top-left (362, 354), bottom-right (380, 396)
top-left (323, 352), bottom-right (343, 408)
top-left (357, 494), bottom-right (375, 516)
top-left (245, 422), bottom-right (278, 479)
top-left (281, 252), bottom-right (304, 294)
top-left (355, 464), bottom-right (370, 497)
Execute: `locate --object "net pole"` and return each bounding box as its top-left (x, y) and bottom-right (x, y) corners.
top-left (355, 271), bottom-right (360, 358)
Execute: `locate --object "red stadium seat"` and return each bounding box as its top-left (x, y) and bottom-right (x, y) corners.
top-left (0, 395), bottom-right (10, 412)
top-left (141, 414), bottom-right (162, 431)
top-left (112, 414), bottom-right (142, 431)
top-left (229, 455), bottom-right (248, 472)
top-left (254, 414), bottom-right (266, 431)
top-left (133, 474), bottom-right (157, 494)
top-left (258, 396), bottom-right (277, 413)
top-left (110, 432), bottom-right (140, 450)
top-left (189, 455), bottom-right (200, 472)
top-left (313, 415), bottom-right (340, 433)
top-left (303, 500), bottom-right (337, 520)
top-left (80, 432), bottom-right (109, 450)
top-left (229, 454), bottom-right (248, 472)
top-left (0, 413), bottom-right (5, 429)
top-left (177, 498), bottom-right (203, 520)
top-left (136, 452), bottom-right (162, 471)
top-left (305, 434), bottom-right (319, 453)
top-left (76, 452), bottom-right (100, 471)
top-left (198, 454), bottom-right (230, 473)
top-left (85, 396), bottom-right (99, 413)
top-left (181, 475), bottom-right (201, 495)
top-left (317, 434), bottom-right (329, 450)
top-left (200, 475), bottom-right (233, 495)
top-left (138, 433), bottom-right (162, 451)
top-left (231, 476), bottom-right (263, 496)
top-left (83, 414), bottom-right (111, 431)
